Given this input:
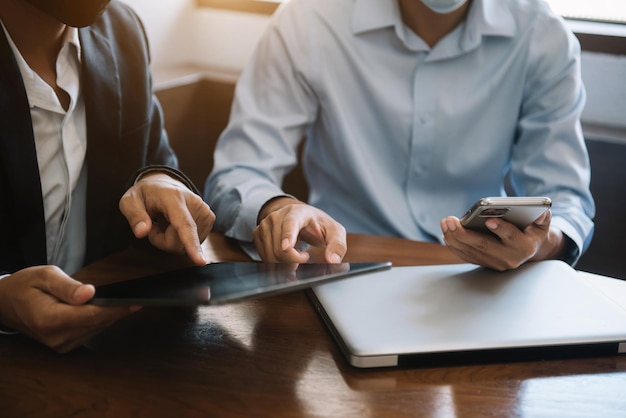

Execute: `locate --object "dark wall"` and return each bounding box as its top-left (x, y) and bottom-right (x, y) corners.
top-left (155, 79), bottom-right (232, 190)
top-left (576, 138), bottom-right (626, 279)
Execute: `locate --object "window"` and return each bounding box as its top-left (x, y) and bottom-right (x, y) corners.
top-left (545, 0), bottom-right (626, 24)
top-left (199, 0), bottom-right (626, 24)
top-left (196, 0), bottom-right (279, 15)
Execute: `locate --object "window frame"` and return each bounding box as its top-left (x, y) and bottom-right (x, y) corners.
top-left (196, 0), bottom-right (626, 54)
top-left (196, 0), bottom-right (279, 15)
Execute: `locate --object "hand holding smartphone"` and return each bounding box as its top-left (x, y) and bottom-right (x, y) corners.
top-left (460, 197), bottom-right (552, 232)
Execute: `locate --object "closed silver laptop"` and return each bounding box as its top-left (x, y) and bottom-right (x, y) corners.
top-left (310, 260), bottom-right (626, 368)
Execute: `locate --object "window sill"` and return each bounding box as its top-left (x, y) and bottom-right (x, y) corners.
top-left (196, 0), bottom-right (279, 15)
top-left (567, 19), bottom-right (626, 54)
top-left (152, 64), bottom-right (240, 91)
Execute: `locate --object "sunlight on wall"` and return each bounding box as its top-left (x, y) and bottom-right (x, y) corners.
top-left (120, 0), bottom-right (197, 69)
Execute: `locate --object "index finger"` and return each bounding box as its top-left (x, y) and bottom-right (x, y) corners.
top-left (159, 198), bottom-right (207, 265)
top-left (282, 213), bottom-right (347, 264)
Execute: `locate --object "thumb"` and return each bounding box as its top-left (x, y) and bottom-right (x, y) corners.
top-left (325, 242), bottom-right (346, 264)
top-left (534, 209), bottom-right (551, 227)
top-left (42, 270), bottom-right (95, 305)
top-left (70, 283), bottom-right (96, 305)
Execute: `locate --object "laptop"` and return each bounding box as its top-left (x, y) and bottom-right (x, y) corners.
top-left (309, 260), bottom-right (626, 368)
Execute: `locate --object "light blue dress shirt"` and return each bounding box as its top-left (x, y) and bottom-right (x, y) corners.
top-left (205, 0), bottom-right (595, 257)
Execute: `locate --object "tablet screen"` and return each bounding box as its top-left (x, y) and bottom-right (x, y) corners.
top-left (90, 261), bottom-right (391, 306)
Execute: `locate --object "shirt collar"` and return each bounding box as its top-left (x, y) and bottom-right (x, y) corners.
top-left (0, 21), bottom-right (81, 64)
top-left (465, 0), bottom-right (517, 40)
top-left (65, 26), bottom-right (82, 63)
top-left (0, 22), bottom-right (81, 112)
top-left (352, 0), bottom-right (399, 35)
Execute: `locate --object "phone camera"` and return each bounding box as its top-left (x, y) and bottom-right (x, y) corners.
top-left (479, 208), bottom-right (510, 218)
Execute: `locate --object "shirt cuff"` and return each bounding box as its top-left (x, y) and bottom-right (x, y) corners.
top-left (238, 240), bottom-right (262, 262)
top-left (131, 165), bottom-right (200, 195)
top-left (226, 188), bottom-right (294, 243)
top-left (558, 234), bottom-right (580, 266)
top-left (550, 216), bottom-right (585, 266)
top-left (0, 327), bottom-right (17, 335)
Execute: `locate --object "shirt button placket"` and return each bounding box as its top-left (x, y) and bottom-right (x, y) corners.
top-left (407, 62), bottom-right (437, 226)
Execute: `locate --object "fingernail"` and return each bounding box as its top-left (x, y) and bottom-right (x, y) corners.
top-left (282, 238), bottom-right (291, 251)
top-left (447, 218), bottom-right (457, 232)
top-left (486, 219), bottom-right (498, 230)
top-left (329, 253), bottom-right (342, 264)
top-left (134, 221), bottom-right (147, 233)
top-left (536, 212), bottom-right (549, 225)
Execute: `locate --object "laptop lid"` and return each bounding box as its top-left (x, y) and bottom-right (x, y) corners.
top-left (309, 260), bottom-right (626, 368)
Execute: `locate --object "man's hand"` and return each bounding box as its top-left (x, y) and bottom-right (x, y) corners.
top-left (119, 173), bottom-right (215, 265)
top-left (0, 266), bottom-right (139, 353)
top-left (253, 198), bottom-right (347, 263)
top-left (440, 210), bottom-right (566, 270)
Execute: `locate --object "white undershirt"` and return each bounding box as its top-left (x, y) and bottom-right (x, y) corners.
top-left (1, 22), bottom-right (88, 276)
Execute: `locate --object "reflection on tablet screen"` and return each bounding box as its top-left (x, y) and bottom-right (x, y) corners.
top-left (90, 261), bottom-right (391, 307)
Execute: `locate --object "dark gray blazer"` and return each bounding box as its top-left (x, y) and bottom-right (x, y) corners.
top-left (0, 1), bottom-right (178, 273)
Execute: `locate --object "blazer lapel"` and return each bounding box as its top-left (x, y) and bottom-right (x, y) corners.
top-left (78, 26), bottom-right (123, 262)
top-left (0, 30), bottom-right (48, 266)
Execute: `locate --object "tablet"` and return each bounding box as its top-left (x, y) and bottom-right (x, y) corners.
top-left (90, 261), bottom-right (391, 307)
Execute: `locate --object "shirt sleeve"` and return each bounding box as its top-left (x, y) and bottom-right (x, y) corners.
top-left (508, 13), bottom-right (595, 261)
top-left (204, 4), bottom-right (317, 242)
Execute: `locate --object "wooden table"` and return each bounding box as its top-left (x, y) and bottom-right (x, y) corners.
top-left (1, 233), bottom-right (625, 417)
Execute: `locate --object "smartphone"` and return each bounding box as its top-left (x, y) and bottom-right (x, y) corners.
top-left (460, 197), bottom-right (552, 232)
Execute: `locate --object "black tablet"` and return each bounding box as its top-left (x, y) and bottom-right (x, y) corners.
top-left (90, 261), bottom-right (391, 307)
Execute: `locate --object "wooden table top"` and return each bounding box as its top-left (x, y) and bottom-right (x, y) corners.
top-left (1, 233), bottom-right (625, 417)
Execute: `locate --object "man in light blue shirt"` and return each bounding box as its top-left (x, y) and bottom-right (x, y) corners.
top-left (205, 0), bottom-right (594, 270)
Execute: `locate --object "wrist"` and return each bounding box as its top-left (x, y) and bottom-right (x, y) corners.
top-left (131, 165), bottom-right (200, 195)
top-left (532, 227), bottom-right (578, 265)
top-left (257, 196), bottom-right (301, 224)
top-left (531, 227), bottom-right (562, 261)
